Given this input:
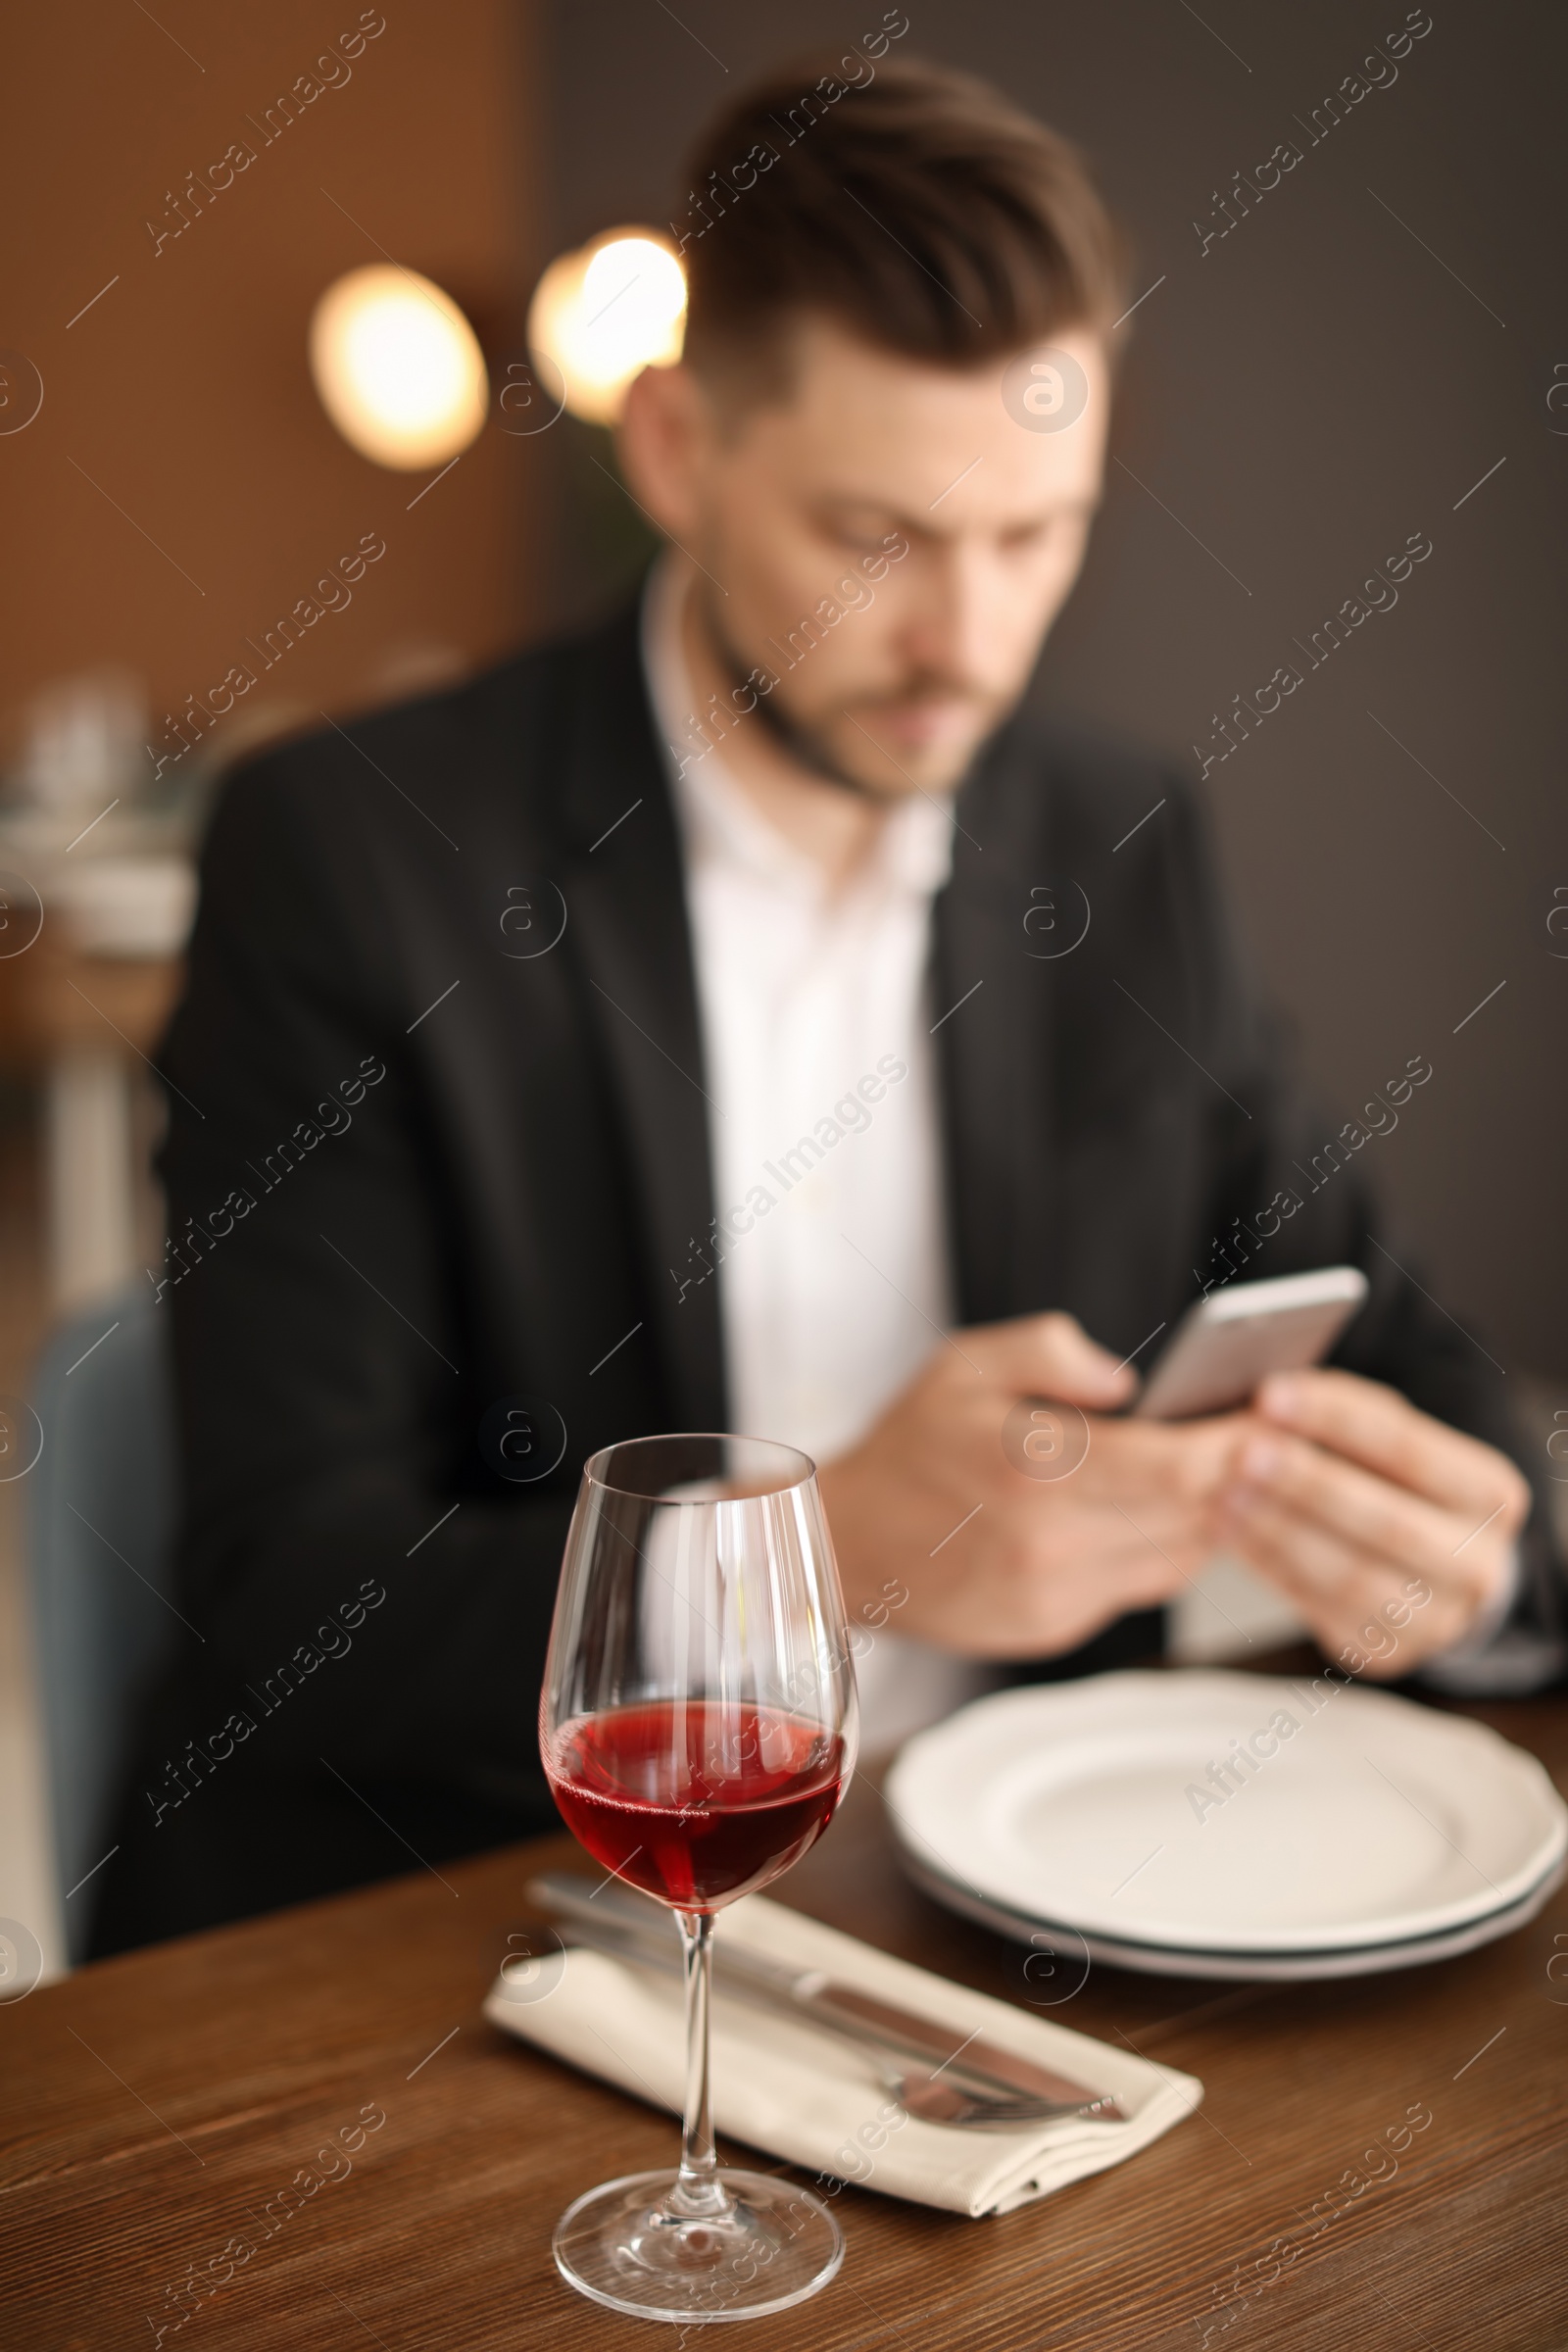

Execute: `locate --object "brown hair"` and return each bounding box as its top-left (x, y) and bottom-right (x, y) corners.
top-left (675, 52), bottom-right (1129, 394)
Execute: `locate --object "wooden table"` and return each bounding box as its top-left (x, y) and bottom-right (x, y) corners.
top-left (5, 1666), bottom-right (1567, 2350)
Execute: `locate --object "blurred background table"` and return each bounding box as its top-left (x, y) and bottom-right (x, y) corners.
top-left (0, 925), bottom-right (181, 1312)
top-left (4, 1664), bottom-right (1566, 2351)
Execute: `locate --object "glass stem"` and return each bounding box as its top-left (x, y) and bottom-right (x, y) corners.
top-left (669, 1908), bottom-right (729, 2219)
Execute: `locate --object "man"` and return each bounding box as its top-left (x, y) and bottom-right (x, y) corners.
top-left (92, 54), bottom-right (1562, 1954)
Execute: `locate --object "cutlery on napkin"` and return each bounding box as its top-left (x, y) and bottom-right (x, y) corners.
top-left (528, 1869), bottom-right (1125, 2124)
top-left (483, 1888), bottom-right (1203, 2217)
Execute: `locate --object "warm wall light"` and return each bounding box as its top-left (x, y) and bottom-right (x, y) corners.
top-left (526, 229), bottom-right (686, 426)
top-left (309, 265), bottom-right (488, 470)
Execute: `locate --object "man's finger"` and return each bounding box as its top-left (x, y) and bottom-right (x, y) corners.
top-left (962, 1310), bottom-right (1137, 1409)
top-left (1221, 1484), bottom-right (1366, 1598)
top-left (1077, 1410), bottom-right (1250, 1507)
top-left (1256, 1368), bottom-right (1529, 1518)
top-left (1227, 1429), bottom-right (1506, 1595)
top-left (1222, 1492), bottom-right (1474, 1663)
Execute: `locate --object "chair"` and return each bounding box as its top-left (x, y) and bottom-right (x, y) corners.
top-left (26, 1280), bottom-right (180, 1962)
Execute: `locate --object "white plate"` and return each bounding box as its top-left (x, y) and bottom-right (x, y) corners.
top-left (899, 1847), bottom-right (1567, 1982)
top-left (885, 1670), bottom-right (1568, 1956)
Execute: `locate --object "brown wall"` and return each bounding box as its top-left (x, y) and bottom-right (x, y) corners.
top-left (0, 0), bottom-right (541, 761)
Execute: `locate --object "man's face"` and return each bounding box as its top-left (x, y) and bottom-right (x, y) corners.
top-left (620, 315), bottom-right (1111, 796)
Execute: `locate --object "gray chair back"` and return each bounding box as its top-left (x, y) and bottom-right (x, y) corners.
top-left (27, 1281), bottom-right (180, 1961)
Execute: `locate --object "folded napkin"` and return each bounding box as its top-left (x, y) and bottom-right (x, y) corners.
top-left (483, 1893), bottom-right (1201, 2218)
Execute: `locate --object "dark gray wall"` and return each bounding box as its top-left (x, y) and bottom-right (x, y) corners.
top-left (536, 0), bottom-right (1568, 1381)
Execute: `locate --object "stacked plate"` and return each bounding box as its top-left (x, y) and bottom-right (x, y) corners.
top-left (884, 1670), bottom-right (1567, 1982)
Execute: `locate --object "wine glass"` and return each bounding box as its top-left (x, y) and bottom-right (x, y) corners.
top-left (539, 1433), bottom-right (858, 2325)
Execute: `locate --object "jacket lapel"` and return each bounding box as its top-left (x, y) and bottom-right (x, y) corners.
top-left (933, 725), bottom-right (1065, 1325)
top-left (550, 602), bottom-right (726, 1433)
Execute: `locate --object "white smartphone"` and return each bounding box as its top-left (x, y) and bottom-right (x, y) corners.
top-left (1133, 1265), bottom-right (1369, 1421)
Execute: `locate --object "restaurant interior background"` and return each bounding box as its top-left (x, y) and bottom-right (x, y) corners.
top-left (2, 0), bottom-right (1564, 1979)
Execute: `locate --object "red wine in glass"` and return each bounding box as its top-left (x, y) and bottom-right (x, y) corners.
top-left (538, 1432), bottom-right (858, 2324)
top-left (545, 1699), bottom-right (847, 1910)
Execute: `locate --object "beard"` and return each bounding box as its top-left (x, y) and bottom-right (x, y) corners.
top-left (698, 587), bottom-right (997, 805)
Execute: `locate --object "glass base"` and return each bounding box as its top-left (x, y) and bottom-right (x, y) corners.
top-left (553, 2168), bottom-right (844, 2324)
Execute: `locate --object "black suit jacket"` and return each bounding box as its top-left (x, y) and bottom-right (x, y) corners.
top-left (90, 593), bottom-right (1561, 1953)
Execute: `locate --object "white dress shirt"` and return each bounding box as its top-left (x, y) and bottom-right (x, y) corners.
top-left (643, 560), bottom-right (989, 1750)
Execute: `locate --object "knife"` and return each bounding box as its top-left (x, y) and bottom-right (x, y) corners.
top-left (525, 1870), bottom-right (1126, 2122)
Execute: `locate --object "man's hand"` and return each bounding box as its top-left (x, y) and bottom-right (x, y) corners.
top-left (816, 1312), bottom-right (1248, 1659)
top-left (1219, 1368), bottom-right (1531, 1674)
